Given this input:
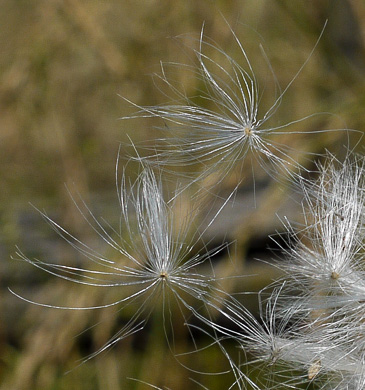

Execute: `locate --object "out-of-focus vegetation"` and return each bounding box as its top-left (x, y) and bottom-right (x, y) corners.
top-left (1, 1), bottom-right (365, 389)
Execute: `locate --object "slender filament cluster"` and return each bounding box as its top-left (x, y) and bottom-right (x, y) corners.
top-left (11, 21), bottom-right (364, 390)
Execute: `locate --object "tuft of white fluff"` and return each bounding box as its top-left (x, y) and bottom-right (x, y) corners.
top-left (122, 23), bottom-right (337, 193)
top-left (10, 162), bottom-right (226, 359)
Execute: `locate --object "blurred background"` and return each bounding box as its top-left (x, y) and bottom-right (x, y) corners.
top-left (1, 0), bottom-right (365, 389)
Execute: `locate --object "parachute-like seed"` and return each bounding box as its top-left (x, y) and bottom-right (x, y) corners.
top-left (195, 285), bottom-right (365, 389)
top-left (10, 162), bottom-right (227, 359)
top-left (274, 154), bottom-right (365, 315)
top-left (122, 22), bottom-right (342, 194)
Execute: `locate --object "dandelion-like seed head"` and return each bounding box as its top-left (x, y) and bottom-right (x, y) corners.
top-left (10, 161), bottom-right (224, 360)
top-left (276, 154), bottom-right (365, 308)
top-left (122, 22), bottom-right (332, 193)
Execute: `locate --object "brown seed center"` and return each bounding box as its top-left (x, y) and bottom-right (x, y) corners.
top-left (244, 127), bottom-right (252, 136)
